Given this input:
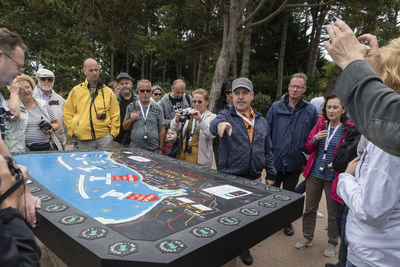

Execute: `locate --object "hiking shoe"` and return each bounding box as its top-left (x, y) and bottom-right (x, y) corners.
top-left (295, 238), bottom-right (312, 249)
top-left (324, 243), bottom-right (337, 257)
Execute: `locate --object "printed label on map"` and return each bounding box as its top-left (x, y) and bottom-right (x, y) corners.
top-left (112, 174), bottom-right (140, 183)
top-left (125, 193), bottom-right (159, 202)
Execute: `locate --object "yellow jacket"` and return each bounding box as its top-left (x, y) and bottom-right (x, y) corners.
top-left (64, 80), bottom-right (120, 140)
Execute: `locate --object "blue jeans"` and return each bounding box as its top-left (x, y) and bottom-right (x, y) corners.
top-left (339, 211), bottom-right (348, 267)
top-left (346, 260), bottom-right (357, 267)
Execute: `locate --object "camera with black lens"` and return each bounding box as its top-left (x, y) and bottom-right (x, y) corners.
top-left (39, 120), bottom-right (52, 131)
top-left (179, 108), bottom-right (192, 123)
top-left (0, 107), bottom-right (15, 121)
top-left (97, 113), bottom-right (106, 120)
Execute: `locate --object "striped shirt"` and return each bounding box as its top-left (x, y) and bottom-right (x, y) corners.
top-left (310, 125), bottom-right (345, 181)
top-left (25, 105), bottom-right (57, 146)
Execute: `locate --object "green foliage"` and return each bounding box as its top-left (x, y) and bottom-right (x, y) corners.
top-left (252, 93), bottom-right (273, 117)
top-left (250, 72), bottom-right (276, 97)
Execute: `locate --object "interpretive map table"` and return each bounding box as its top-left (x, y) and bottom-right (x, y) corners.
top-left (15, 149), bottom-right (304, 267)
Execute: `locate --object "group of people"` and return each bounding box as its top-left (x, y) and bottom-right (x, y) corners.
top-left (0, 17), bottom-right (400, 267)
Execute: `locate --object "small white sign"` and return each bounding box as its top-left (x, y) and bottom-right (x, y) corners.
top-left (192, 204), bottom-right (213, 211)
top-left (203, 185), bottom-right (252, 199)
top-left (177, 197), bottom-right (195, 203)
top-left (128, 156), bottom-right (151, 162)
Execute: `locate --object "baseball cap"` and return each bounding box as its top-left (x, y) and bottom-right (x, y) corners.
top-left (36, 68), bottom-right (55, 78)
top-left (232, 77), bottom-right (253, 92)
top-left (116, 72), bottom-right (132, 82)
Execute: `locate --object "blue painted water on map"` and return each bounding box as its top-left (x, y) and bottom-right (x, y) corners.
top-left (15, 151), bottom-right (187, 224)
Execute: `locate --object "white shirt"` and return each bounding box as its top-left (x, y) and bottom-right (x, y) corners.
top-left (337, 142), bottom-right (400, 267)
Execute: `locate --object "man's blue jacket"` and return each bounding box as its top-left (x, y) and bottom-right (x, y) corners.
top-left (210, 106), bottom-right (277, 180)
top-left (266, 94), bottom-right (317, 174)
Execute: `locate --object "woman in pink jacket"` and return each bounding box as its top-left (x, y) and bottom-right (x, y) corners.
top-left (295, 95), bottom-right (353, 258)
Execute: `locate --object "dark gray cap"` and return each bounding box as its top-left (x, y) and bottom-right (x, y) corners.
top-left (116, 72), bottom-right (132, 82)
top-left (232, 77), bottom-right (253, 92)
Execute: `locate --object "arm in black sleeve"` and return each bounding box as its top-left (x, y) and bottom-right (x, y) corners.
top-left (0, 207), bottom-right (41, 267)
top-left (335, 60), bottom-right (400, 156)
top-left (331, 126), bottom-right (361, 173)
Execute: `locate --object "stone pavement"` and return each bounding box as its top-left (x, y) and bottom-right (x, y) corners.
top-left (222, 177), bottom-right (338, 267)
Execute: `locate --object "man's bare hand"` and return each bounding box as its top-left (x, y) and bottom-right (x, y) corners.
top-left (325, 19), bottom-right (367, 69)
top-left (130, 111), bottom-right (139, 121)
top-left (217, 122), bottom-right (232, 137)
top-left (358, 34), bottom-right (381, 73)
top-left (344, 157), bottom-right (360, 176)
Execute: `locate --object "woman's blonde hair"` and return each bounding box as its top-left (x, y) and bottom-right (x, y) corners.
top-left (14, 74), bottom-right (36, 89)
top-left (379, 38), bottom-right (400, 94)
top-left (192, 88), bottom-right (209, 102)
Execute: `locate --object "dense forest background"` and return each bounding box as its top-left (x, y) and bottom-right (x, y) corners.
top-left (1, 0), bottom-right (399, 113)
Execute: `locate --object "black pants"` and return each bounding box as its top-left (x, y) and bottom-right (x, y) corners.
top-left (273, 170), bottom-right (302, 192)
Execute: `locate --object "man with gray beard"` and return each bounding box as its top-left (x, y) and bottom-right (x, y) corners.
top-left (114, 72), bottom-right (137, 145)
top-left (33, 68), bottom-right (66, 148)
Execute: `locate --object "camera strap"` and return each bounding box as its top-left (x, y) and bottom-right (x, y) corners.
top-left (322, 122), bottom-right (341, 160)
top-left (0, 177), bottom-right (24, 204)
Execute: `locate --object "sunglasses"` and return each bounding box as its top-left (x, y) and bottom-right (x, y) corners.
top-left (193, 100), bottom-right (203, 104)
top-left (139, 89), bottom-right (151, 93)
top-left (153, 93), bottom-right (162, 96)
top-left (40, 77), bottom-right (54, 82)
top-left (225, 90), bottom-right (232, 95)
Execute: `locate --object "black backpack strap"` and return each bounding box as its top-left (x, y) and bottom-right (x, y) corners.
top-left (185, 93), bottom-right (192, 107)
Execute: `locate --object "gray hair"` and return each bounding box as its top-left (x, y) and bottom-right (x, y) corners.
top-left (290, 73), bottom-right (307, 86)
top-left (137, 79), bottom-right (152, 89)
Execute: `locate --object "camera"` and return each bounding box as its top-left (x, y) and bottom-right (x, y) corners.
top-left (97, 113), bottom-right (106, 120)
top-left (4, 156), bottom-right (22, 181)
top-left (39, 120), bottom-right (52, 131)
top-left (0, 107), bottom-right (15, 120)
top-left (179, 108), bottom-right (192, 122)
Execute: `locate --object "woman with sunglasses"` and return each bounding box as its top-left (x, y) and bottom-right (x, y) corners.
top-left (151, 86), bottom-right (163, 103)
top-left (5, 75), bottom-right (63, 153)
top-left (170, 88), bottom-right (216, 167)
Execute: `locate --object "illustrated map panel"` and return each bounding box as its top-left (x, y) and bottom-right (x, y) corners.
top-left (15, 150), bottom-right (272, 241)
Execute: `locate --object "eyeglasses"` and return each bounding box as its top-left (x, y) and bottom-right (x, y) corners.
top-left (39, 77), bottom-right (54, 82)
top-left (225, 90), bottom-right (232, 95)
top-left (193, 100), bottom-right (203, 104)
top-left (289, 84), bottom-right (305, 89)
top-left (139, 89), bottom-right (151, 93)
top-left (2, 51), bottom-right (24, 72)
top-left (153, 93), bottom-right (162, 96)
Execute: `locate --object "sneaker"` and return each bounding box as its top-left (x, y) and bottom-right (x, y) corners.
top-left (317, 211), bottom-right (324, 217)
top-left (295, 238), bottom-right (312, 249)
top-left (324, 243), bottom-right (337, 257)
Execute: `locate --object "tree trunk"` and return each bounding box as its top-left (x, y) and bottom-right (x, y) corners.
top-left (192, 59), bottom-right (198, 87)
top-left (209, 0), bottom-right (246, 112)
top-left (110, 50), bottom-right (114, 81)
top-left (306, 8), bottom-right (327, 76)
top-left (149, 54), bottom-right (153, 81)
top-left (196, 55), bottom-right (203, 88)
top-left (276, 11), bottom-right (289, 99)
top-left (240, 0), bottom-right (254, 78)
top-left (141, 49), bottom-right (145, 79)
top-left (232, 49), bottom-right (237, 78)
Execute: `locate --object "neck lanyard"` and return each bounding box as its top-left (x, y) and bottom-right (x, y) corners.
top-left (236, 110), bottom-right (254, 128)
top-left (322, 122), bottom-right (341, 160)
top-left (138, 101), bottom-right (150, 133)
